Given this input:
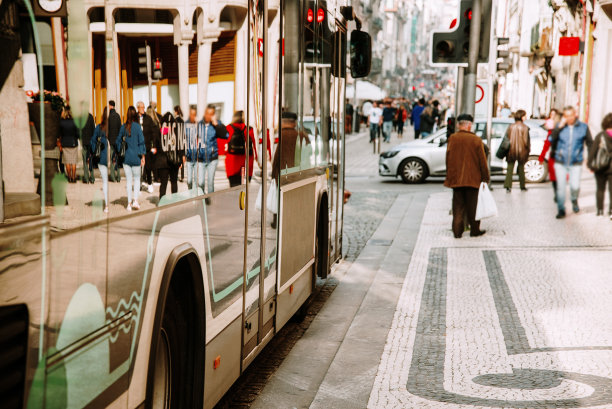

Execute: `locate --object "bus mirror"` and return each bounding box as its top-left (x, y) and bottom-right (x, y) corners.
top-left (350, 30), bottom-right (371, 78)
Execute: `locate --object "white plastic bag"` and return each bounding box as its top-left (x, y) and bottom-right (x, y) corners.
top-left (475, 182), bottom-right (497, 221)
top-left (255, 179), bottom-right (278, 214)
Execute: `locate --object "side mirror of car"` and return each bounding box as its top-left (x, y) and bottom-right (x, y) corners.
top-left (350, 30), bottom-right (372, 78)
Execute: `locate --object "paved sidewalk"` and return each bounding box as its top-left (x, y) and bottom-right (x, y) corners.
top-left (369, 176), bottom-right (612, 409)
top-left (251, 171), bottom-right (612, 409)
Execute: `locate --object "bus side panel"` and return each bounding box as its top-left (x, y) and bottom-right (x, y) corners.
top-left (278, 181), bottom-right (317, 288)
top-left (0, 217), bottom-right (49, 409)
top-left (203, 317), bottom-right (242, 409)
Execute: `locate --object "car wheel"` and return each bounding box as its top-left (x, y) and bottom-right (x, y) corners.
top-left (399, 158), bottom-right (428, 184)
top-left (524, 155), bottom-right (548, 183)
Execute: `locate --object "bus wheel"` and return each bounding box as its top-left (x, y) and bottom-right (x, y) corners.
top-left (152, 286), bottom-right (183, 409)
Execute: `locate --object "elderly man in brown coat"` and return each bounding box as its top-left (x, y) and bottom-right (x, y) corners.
top-left (444, 114), bottom-right (490, 238)
top-left (504, 109), bottom-right (531, 192)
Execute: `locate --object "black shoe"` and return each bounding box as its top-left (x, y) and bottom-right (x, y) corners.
top-left (205, 197), bottom-right (211, 205)
top-left (597, 209), bottom-right (604, 216)
top-left (521, 188), bottom-right (528, 192)
top-left (572, 200), bottom-right (580, 213)
top-left (556, 210), bottom-right (566, 219)
top-left (506, 188), bottom-right (511, 193)
top-left (470, 230), bottom-right (486, 237)
top-left (271, 214), bottom-right (277, 229)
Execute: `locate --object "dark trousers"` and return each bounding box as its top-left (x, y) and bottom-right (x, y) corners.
top-left (144, 152), bottom-right (155, 185)
top-left (109, 145), bottom-right (121, 182)
top-left (398, 121), bottom-right (404, 135)
top-left (81, 148), bottom-right (94, 183)
top-left (595, 172), bottom-right (612, 212)
top-left (159, 166), bottom-right (179, 199)
top-left (414, 129), bottom-right (421, 139)
top-left (452, 187), bottom-right (481, 238)
top-left (228, 173), bottom-right (242, 187)
top-left (504, 160), bottom-right (526, 190)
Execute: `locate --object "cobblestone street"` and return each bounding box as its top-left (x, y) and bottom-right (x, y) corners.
top-left (369, 176), bottom-right (612, 409)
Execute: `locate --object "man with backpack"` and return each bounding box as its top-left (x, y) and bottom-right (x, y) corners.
top-left (225, 111), bottom-right (257, 187)
top-left (550, 106), bottom-right (593, 219)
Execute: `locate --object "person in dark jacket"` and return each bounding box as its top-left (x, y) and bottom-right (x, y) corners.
top-left (140, 105), bottom-right (160, 193)
top-left (419, 106), bottom-right (436, 137)
top-left (157, 112), bottom-right (183, 200)
top-left (107, 100), bottom-right (122, 182)
top-left (174, 105), bottom-right (186, 182)
top-left (444, 114), bottom-right (490, 238)
top-left (503, 109), bottom-right (530, 193)
top-left (550, 106), bottom-right (593, 218)
top-left (81, 113), bottom-right (95, 184)
top-left (116, 106), bottom-right (146, 211)
top-left (59, 106), bottom-right (80, 183)
top-left (587, 113), bottom-right (612, 217)
top-left (91, 107), bottom-right (109, 213)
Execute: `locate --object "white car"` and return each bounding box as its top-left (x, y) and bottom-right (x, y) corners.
top-left (379, 118), bottom-right (549, 184)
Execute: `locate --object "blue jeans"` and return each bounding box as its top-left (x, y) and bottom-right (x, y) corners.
top-left (123, 164), bottom-right (141, 204)
top-left (187, 160), bottom-right (218, 194)
top-left (554, 163), bottom-right (582, 212)
top-left (382, 121), bottom-right (393, 141)
top-left (370, 124), bottom-right (380, 142)
top-left (98, 164), bottom-right (108, 206)
top-left (421, 131), bottom-right (431, 138)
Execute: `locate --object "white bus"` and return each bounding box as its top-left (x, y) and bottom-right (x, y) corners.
top-left (0, 0), bottom-right (371, 407)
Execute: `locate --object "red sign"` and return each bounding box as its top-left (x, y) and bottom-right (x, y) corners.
top-left (475, 85), bottom-right (484, 104)
top-left (258, 38), bottom-right (263, 57)
top-left (559, 36), bottom-right (580, 56)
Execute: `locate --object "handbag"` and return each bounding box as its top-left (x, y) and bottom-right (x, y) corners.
top-left (255, 179), bottom-right (278, 214)
top-left (590, 135), bottom-right (611, 172)
top-left (93, 137), bottom-right (102, 161)
top-left (495, 135), bottom-right (510, 159)
top-left (475, 182), bottom-right (498, 221)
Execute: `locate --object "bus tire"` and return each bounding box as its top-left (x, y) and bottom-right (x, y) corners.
top-left (146, 252), bottom-right (205, 409)
top-left (315, 195), bottom-right (329, 280)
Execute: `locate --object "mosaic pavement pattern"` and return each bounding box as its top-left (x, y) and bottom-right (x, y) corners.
top-left (368, 183), bottom-right (612, 409)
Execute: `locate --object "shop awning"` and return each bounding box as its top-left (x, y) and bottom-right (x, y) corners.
top-left (346, 81), bottom-right (386, 101)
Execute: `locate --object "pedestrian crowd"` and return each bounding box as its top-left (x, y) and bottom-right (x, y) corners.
top-left (362, 97), bottom-right (448, 144)
top-left (444, 105), bottom-right (612, 239)
top-left (57, 100), bottom-right (258, 213)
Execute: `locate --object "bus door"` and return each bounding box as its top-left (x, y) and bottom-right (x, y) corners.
top-left (330, 26), bottom-right (347, 262)
top-left (242, 0), bottom-right (279, 366)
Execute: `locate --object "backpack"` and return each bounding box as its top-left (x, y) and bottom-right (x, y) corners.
top-left (228, 124), bottom-right (246, 155)
top-left (93, 136), bottom-right (102, 161)
top-left (590, 134), bottom-right (611, 172)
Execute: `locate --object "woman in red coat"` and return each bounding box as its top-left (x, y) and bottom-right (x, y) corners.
top-left (225, 111), bottom-right (258, 187)
top-left (539, 109), bottom-right (560, 202)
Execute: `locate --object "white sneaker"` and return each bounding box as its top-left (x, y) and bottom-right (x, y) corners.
top-left (132, 200), bottom-right (140, 210)
top-left (147, 184), bottom-right (154, 193)
top-left (126, 203), bottom-right (132, 212)
top-left (103, 206), bottom-right (109, 214)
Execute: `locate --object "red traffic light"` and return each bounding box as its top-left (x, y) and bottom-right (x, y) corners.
top-left (449, 18), bottom-right (457, 29)
top-left (154, 58), bottom-right (161, 70)
top-left (317, 8), bottom-right (325, 23)
top-left (464, 8), bottom-right (472, 20)
top-left (307, 8), bottom-right (314, 23)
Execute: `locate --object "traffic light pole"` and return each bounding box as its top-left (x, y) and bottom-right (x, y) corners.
top-left (462, 0), bottom-right (482, 117)
top-left (145, 42), bottom-right (153, 104)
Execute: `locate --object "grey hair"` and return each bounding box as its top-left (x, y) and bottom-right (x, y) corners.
top-left (457, 120), bottom-right (472, 127)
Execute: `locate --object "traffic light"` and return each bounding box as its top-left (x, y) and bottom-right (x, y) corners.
top-left (430, 0), bottom-right (491, 65)
top-left (153, 58), bottom-right (163, 79)
top-left (496, 37), bottom-right (510, 72)
top-left (137, 45), bottom-right (148, 75)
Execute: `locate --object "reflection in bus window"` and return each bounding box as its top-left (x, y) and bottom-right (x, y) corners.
top-left (272, 112), bottom-right (311, 179)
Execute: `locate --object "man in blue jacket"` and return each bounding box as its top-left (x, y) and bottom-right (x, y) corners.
top-left (185, 105), bottom-right (228, 201)
top-left (550, 106), bottom-right (593, 219)
top-left (411, 98), bottom-right (425, 139)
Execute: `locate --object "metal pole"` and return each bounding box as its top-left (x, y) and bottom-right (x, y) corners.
top-left (456, 66), bottom-right (464, 115)
top-left (146, 41), bottom-right (153, 104)
top-left (462, 0), bottom-right (482, 116)
top-left (258, 0), bottom-right (268, 345)
top-left (486, 0), bottom-right (497, 174)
